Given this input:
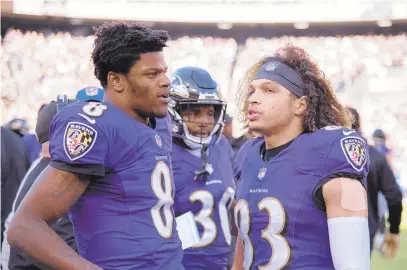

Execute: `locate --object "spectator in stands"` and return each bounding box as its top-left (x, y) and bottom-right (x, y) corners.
top-left (348, 107), bottom-right (403, 258)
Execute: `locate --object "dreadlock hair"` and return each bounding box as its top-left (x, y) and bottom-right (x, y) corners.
top-left (236, 44), bottom-right (352, 134)
top-left (92, 21), bottom-right (170, 88)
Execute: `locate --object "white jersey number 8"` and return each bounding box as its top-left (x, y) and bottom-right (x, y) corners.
top-left (235, 197), bottom-right (290, 270)
top-left (151, 161), bottom-right (174, 238)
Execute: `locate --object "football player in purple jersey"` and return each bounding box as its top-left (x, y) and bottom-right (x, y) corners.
top-left (232, 45), bottom-right (370, 270)
top-left (8, 21), bottom-right (183, 270)
top-left (170, 67), bottom-right (236, 270)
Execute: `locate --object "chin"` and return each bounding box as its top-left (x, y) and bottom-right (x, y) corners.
top-left (248, 122), bottom-right (267, 136)
top-left (153, 108), bottom-right (168, 118)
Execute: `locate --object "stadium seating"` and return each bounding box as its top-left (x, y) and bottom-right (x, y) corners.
top-left (1, 30), bottom-right (406, 183)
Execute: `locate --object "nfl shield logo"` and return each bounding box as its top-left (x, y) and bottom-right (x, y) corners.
top-left (265, 62), bottom-right (279, 71)
top-left (85, 87), bottom-right (98, 96)
top-left (155, 134), bottom-right (162, 148)
top-left (258, 167), bottom-right (267, 180)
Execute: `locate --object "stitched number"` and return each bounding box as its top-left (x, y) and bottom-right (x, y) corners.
top-left (219, 187), bottom-right (235, 245)
top-left (82, 102), bottom-right (107, 117)
top-left (235, 198), bottom-right (290, 270)
top-left (190, 190), bottom-right (217, 247)
top-left (151, 161), bottom-right (174, 238)
top-left (235, 200), bottom-right (254, 269)
top-left (257, 198), bottom-right (290, 269)
top-left (190, 187), bottom-right (236, 247)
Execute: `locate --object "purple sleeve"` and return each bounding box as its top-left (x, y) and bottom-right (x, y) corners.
top-left (323, 133), bottom-right (369, 179)
top-left (49, 108), bottom-right (110, 176)
top-left (312, 132), bottom-right (370, 211)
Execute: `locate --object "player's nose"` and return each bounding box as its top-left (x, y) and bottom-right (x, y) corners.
top-left (248, 88), bottom-right (260, 104)
top-left (159, 73), bottom-right (171, 88)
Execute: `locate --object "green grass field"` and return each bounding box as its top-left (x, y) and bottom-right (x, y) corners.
top-left (371, 200), bottom-right (407, 270)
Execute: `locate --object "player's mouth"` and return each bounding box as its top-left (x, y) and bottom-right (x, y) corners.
top-left (192, 131), bottom-right (210, 138)
top-left (158, 92), bottom-right (169, 104)
top-left (248, 108), bottom-right (261, 121)
top-left (194, 133), bottom-right (210, 138)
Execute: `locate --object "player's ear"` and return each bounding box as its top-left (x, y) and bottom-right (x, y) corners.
top-left (294, 96), bottom-right (308, 116)
top-left (107, 71), bottom-right (125, 93)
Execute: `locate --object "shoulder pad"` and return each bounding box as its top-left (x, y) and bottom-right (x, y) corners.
top-left (324, 128), bottom-right (369, 176)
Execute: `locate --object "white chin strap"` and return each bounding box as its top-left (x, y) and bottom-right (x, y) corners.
top-left (182, 121), bottom-right (218, 150)
top-left (170, 106), bottom-right (225, 150)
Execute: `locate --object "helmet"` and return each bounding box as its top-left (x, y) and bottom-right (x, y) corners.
top-left (169, 66), bottom-right (226, 150)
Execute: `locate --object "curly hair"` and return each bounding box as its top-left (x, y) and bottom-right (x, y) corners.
top-left (92, 21), bottom-right (170, 88)
top-left (236, 44), bottom-right (352, 133)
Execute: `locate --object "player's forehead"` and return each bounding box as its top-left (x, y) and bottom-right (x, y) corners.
top-left (131, 51), bottom-right (168, 73)
top-left (250, 79), bottom-right (280, 89)
top-left (182, 104), bottom-right (215, 112)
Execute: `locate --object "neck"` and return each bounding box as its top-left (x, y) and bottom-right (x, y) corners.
top-left (263, 123), bottom-right (303, 150)
top-left (104, 94), bottom-right (149, 125)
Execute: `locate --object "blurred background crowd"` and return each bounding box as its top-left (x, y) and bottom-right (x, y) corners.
top-left (1, 1), bottom-right (407, 269)
top-left (2, 30), bottom-right (406, 190)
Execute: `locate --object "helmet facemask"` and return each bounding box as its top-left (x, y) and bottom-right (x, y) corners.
top-left (181, 102), bottom-right (225, 149)
top-left (168, 66), bottom-right (227, 182)
top-left (170, 98), bottom-right (226, 150)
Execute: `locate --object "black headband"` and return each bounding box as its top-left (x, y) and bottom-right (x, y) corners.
top-left (253, 60), bottom-right (306, 97)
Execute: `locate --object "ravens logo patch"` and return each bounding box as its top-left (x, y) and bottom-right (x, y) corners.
top-left (340, 136), bottom-right (367, 172)
top-left (64, 122), bottom-right (97, 161)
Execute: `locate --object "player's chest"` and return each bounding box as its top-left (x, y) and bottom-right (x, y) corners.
top-left (113, 131), bottom-right (174, 196)
top-left (179, 177), bottom-right (233, 213)
top-left (175, 158), bottom-right (234, 215)
top-left (236, 160), bottom-right (311, 214)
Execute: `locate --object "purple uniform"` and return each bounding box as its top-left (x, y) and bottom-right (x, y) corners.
top-left (49, 102), bottom-right (183, 270)
top-left (233, 127), bottom-right (369, 270)
top-left (173, 137), bottom-right (235, 270)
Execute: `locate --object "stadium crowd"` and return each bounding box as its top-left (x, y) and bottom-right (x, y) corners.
top-left (2, 30), bottom-right (406, 184)
top-left (0, 19), bottom-right (405, 269)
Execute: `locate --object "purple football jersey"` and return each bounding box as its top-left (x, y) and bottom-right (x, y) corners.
top-left (233, 127), bottom-right (369, 270)
top-left (173, 137), bottom-right (235, 270)
top-left (49, 102), bottom-right (183, 270)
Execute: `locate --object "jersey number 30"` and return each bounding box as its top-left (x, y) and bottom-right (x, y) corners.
top-left (151, 161), bottom-right (174, 238)
top-left (189, 187), bottom-right (235, 247)
top-left (235, 198), bottom-right (290, 270)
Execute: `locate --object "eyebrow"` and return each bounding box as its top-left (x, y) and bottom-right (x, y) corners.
top-left (256, 81), bottom-right (279, 91)
top-left (143, 67), bottom-right (168, 73)
top-left (261, 81), bottom-right (277, 87)
top-left (188, 107), bottom-right (214, 112)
